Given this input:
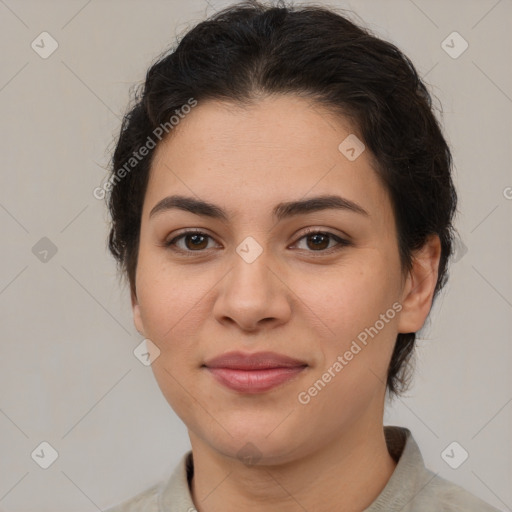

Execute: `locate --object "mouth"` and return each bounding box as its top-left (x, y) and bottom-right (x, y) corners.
top-left (202, 351), bottom-right (308, 393)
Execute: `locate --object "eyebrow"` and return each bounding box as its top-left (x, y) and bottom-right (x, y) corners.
top-left (148, 194), bottom-right (369, 221)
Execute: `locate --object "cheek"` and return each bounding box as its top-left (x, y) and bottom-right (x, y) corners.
top-left (293, 253), bottom-right (401, 395)
top-left (135, 249), bottom-right (220, 353)
top-left (135, 258), bottom-right (209, 418)
top-left (294, 252), bottom-right (401, 338)
top-left (138, 281), bottom-right (198, 346)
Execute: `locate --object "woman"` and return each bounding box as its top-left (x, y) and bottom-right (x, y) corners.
top-left (103, 1), bottom-right (499, 510)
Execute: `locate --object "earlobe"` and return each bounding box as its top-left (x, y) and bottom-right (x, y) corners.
top-left (131, 287), bottom-right (145, 336)
top-left (397, 234), bottom-right (442, 334)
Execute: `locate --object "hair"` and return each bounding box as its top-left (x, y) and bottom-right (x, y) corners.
top-left (106, 0), bottom-right (457, 396)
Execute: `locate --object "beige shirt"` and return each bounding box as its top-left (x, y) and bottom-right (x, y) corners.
top-left (105, 426), bottom-right (500, 511)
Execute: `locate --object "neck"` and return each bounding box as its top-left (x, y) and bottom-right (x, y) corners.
top-left (188, 421), bottom-right (396, 512)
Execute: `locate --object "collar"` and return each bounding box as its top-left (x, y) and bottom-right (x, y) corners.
top-left (158, 426), bottom-right (427, 511)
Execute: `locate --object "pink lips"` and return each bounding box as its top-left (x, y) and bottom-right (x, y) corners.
top-left (203, 351), bottom-right (308, 393)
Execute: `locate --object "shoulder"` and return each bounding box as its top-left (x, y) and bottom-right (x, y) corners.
top-left (422, 475), bottom-right (499, 512)
top-left (375, 427), bottom-right (500, 512)
top-left (103, 450), bottom-right (195, 512)
top-left (103, 482), bottom-right (161, 512)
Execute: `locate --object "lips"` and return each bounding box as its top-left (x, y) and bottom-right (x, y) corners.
top-left (203, 351), bottom-right (308, 393)
top-left (203, 351), bottom-right (307, 370)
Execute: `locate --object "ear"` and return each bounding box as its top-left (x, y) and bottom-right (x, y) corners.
top-left (131, 286), bottom-right (146, 337)
top-left (397, 234), bottom-right (442, 334)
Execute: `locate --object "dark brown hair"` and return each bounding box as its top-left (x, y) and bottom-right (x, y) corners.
top-left (105, 0), bottom-right (457, 396)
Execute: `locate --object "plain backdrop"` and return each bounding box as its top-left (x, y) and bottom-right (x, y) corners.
top-left (0, 0), bottom-right (511, 511)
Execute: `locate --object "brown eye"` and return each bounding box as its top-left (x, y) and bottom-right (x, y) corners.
top-left (293, 230), bottom-right (351, 253)
top-left (306, 232), bottom-right (330, 250)
top-left (183, 233), bottom-right (209, 250)
top-left (165, 231), bottom-right (218, 252)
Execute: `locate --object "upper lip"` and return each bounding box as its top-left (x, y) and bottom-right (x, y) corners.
top-left (203, 351), bottom-right (308, 370)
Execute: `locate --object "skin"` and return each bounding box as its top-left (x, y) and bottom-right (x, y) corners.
top-left (131, 94), bottom-right (441, 512)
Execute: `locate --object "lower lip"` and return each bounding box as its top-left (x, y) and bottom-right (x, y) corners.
top-left (205, 366), bottom-right (306, 393)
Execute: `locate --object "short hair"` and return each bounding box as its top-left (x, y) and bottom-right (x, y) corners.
top-left (106, 0), bottom-right (457, 396)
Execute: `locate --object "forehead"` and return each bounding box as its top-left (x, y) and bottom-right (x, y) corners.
top-left (152, 94), bottom-right (359, 168)
top-left (144, 94), bottom-right (390, 224)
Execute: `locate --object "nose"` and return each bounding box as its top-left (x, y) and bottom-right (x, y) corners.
top-left (212, 245), bottom-right (292, 333)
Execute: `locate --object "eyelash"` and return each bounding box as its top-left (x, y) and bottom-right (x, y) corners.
top-left (164, 227), bottom-right (351, 256)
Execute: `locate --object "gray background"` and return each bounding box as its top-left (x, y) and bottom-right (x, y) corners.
top-left (0, 0), bottom-right (511, 510)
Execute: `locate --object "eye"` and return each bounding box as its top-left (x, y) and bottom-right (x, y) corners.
top-left (163, 228), bottom-right (351, 255)
top-left (292, 228), bottom-right (351, 252)
top-left (165, 230), bottom-right (220, 252)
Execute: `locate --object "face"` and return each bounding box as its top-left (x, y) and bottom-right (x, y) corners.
top-left (132, 94), bottom-right (431, 464)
